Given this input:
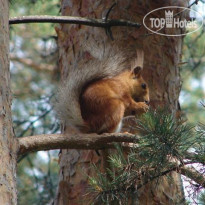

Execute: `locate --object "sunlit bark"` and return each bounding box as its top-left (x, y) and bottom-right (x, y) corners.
top-left (0, 0), bottom-right (17, 204)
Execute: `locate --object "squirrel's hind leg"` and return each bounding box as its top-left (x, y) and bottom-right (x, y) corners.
top-left (98, 100), bottom-right (125, 172)
top-left (98, 99), bottom-right (125, 133)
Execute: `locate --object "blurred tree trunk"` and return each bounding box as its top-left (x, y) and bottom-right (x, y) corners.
top-left (54, 0), bottom-right (188, 204)
top-left (0, 0), bottom-right (18, 204)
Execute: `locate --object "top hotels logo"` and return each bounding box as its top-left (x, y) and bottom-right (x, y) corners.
top-left (143, 6), bottom-right (203, 36)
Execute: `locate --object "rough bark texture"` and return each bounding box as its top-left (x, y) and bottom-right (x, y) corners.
top-left (54, 0), bottom-right (188, 204)
top-left (0, 0), bottom-right (18, 204)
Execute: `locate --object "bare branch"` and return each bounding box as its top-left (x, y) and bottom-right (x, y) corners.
top-left (137, 163), bottom-right (205, 190)
top-left (181, 166), bottom-right (205, 188)
top-left (9, 15), bottom-right (141, 29)
top-left (155, 162), bottom-right (205, 189)
top-left (149, 161), bottom-right (205, 189)
top-left (17, 133), bottom-right (138, 156)
top-left (184, 152), bottom-right (205, 165)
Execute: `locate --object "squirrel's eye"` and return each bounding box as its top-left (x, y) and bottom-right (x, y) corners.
top-left (141, 83), bottom-right (146, 89)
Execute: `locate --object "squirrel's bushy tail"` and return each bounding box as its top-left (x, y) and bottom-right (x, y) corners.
top-left (54, 43), bottom-right (137, 130)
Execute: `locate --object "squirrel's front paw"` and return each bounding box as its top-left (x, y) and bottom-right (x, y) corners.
top-left (138, 102), bottom-right (149, 112)
top-left (132, 102), bottom-right (149, 115)
top-left (125, 102), bottom-right (149, 116)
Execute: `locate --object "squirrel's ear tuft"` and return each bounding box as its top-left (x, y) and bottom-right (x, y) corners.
top-left (131, 49), bottom-right (144, 78)
top-left (132, 66), bottom-right (142, 78)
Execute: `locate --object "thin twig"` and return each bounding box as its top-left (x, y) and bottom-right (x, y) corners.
top-left (188, 0), bottom-right (199, 8)
top-left (9, 15), bottom-right (141, 28)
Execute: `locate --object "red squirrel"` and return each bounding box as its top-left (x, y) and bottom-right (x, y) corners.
top-left (54, 45), bottom-right (149, 134)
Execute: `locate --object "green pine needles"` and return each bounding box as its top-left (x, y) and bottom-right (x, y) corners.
top-left (135, 109), bottom-right (194, 168)
top-left (88, 108), bottom-right (205, 204)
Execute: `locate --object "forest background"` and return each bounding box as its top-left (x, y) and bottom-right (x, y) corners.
top-left (9, 0), bottom-right (205, 204)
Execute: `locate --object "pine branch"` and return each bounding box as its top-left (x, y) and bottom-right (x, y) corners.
top-left (88, 109), bottom-right (205, 203)
top-left (9, 15), bottom-right (141, 28)
top-left (90, 161), bottom-right (205, 204)
top-left (17, 133), bottom-right (138, 156)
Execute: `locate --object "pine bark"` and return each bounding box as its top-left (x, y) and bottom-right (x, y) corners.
top-left (0, 0), bottom-right (18, 204)
top-left (54, 0), bottom-right (188, 204)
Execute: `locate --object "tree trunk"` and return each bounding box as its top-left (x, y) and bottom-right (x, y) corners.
top-left (0, 0), bottom-right (18, 204)
top-left (54, 0), bottom-right (187, 204)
